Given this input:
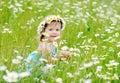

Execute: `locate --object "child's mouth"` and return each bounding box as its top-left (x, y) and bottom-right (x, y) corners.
top-left (50, 35), bottom-right (57, 37)
top-left (50, 36), bottom-right (60, 40)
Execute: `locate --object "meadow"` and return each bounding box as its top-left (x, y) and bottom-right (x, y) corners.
top-left (0, 0), bottom-right (120, 83)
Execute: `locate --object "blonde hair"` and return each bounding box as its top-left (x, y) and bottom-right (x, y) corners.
top-left (40, 21), bottom-right (62, 41)
top-left (37, 15), bottom-right (65, 41)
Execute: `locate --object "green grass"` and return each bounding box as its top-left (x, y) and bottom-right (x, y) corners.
top-left (1, 0), bottom-right (120, 83)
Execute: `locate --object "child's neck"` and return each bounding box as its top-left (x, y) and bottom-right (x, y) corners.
top-left (45, 40), bottom-right (57, 44)
top-left (44, 40), bottom-right (58, 47)
top-left (36, 40), bottom-right (57, 52)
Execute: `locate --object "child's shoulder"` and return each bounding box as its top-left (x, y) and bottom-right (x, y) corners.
top-left (37, 42), bottom-right (47, 51)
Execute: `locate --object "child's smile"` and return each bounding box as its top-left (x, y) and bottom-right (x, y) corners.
top-left (45, 22), bottom-right (61, 42)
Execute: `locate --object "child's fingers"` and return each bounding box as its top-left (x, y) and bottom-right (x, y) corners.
top-left (67, 55), bottom-right (71, 60)
top-left (65, 53), bottom-right (71, 60)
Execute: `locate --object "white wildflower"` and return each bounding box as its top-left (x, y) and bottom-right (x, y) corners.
top-left (66, 72), bottom-right (73, 78)
top-left (91, 56), bottom-right (98, 61)
top-left (16, 56), bottom-right (23, 60)
top-left (56, 78), bottom-right (62, 83)
top-left (84, 79), bottom-right (92, 83)
top-left (45, 64), bottom-right (55, 70)
top-left (69, 48), bottom-right (74, 51)
top-left (86, 72), bottom-right (93, 78)
top-left (28, 6), bottom-right (33, 10)
top-left (92, 45), bottom-right (97, 49)
top-left (83, 62), bottom-right (94, 68)
top-left (3, 71), bottom-right (19, 83)
top-left (93, 60), bottom-right (100, 65)
top-left (117, 51), bottom-right (120, 57)
top-left (15, 3), bottom-right (22, 7)
top-left (40, 80), bottom-right (46, 83)
top-left (92, 2), bottom-right (97, 5)
top-left (19, 71), bottom-right (31, 78)
top-left (105, 29), bottom-right (112, 33)
top-left (109, 60), bottom-right (119, 66)
top-left (74, 71), bottom-right (80, 76)
top-left (34, 77), bottom-right (39, 81)
top-left (2, 28), bottom-right (12, 34)
top-left (77, 32), bottom-right (83, 38)
top-left (88, 39), bottom-right (92, 43)
top-left (109, 47), bottom-right (114, 52)
top-left (12, 58), bottom-right (21, 64)
top-left (99, 57), bottom-right (106, 60)
top-left (0, 65), bottom-right (7, 71)
top-left (102, 46), bottom-right (107, 49)
top-left (114, 32), bottom-right (119, 37)
top-left (106, 60), bottom-right (119, 67)
top-left (96, 66), bottom-right (102, 73)
top-left (61, 46), bottom-right (69, 51)
top-left (95, 33), bottom-right (100, 37)
top-left (112, 73), bottom-right (119, 80)
top-left (13, 49), bottom-right (19, 54)
top-left (116, 42), bottom-right (120, 47)
top-left (72, 52), bottom-right (80, 57)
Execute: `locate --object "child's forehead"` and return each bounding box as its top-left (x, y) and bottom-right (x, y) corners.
top-left (47, 22), bottom-right (61, 28)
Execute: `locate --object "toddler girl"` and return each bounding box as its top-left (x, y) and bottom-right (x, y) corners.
top-left (25, 15), bottom-right (70, 71)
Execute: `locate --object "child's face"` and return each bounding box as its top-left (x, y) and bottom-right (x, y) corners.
top-left (45, 22), bottom-right (61, 42)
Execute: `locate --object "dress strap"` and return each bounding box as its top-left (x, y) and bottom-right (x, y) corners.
top-left (47, 43), bottom-right (58, 57)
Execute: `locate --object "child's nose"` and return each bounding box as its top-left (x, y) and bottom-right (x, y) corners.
top-left (52, 30), bottom-right (57, 33)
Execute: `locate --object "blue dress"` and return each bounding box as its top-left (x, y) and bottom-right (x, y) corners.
top-left (25, 43), bottom-right (58, 71)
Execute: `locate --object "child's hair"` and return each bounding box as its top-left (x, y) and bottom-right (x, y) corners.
top-left (37, 15), bottom-right (65, 41)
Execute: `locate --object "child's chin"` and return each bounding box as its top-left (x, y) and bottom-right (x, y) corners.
top-left (48, 38), bottom-right (54, 42)
top-left (48, 37), bottom-right (58, 42)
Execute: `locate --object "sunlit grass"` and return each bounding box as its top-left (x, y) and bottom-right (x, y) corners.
top-left (1, 0), bottom-right (120, 83)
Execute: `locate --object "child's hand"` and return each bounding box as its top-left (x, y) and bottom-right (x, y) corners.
top-left (59, 51), bottom-right (71, 60)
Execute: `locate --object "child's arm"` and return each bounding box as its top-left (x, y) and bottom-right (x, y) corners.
top-left (46, 51), bottom-right (71, 64)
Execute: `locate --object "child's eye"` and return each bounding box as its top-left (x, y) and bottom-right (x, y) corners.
top-left (49, 29), bottom-right (52, 31)
top-left (56, 29), bottom-right (60, 31)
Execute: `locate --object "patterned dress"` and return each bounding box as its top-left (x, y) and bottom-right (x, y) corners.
top-left (25, 42), bottom-right (58, 71)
